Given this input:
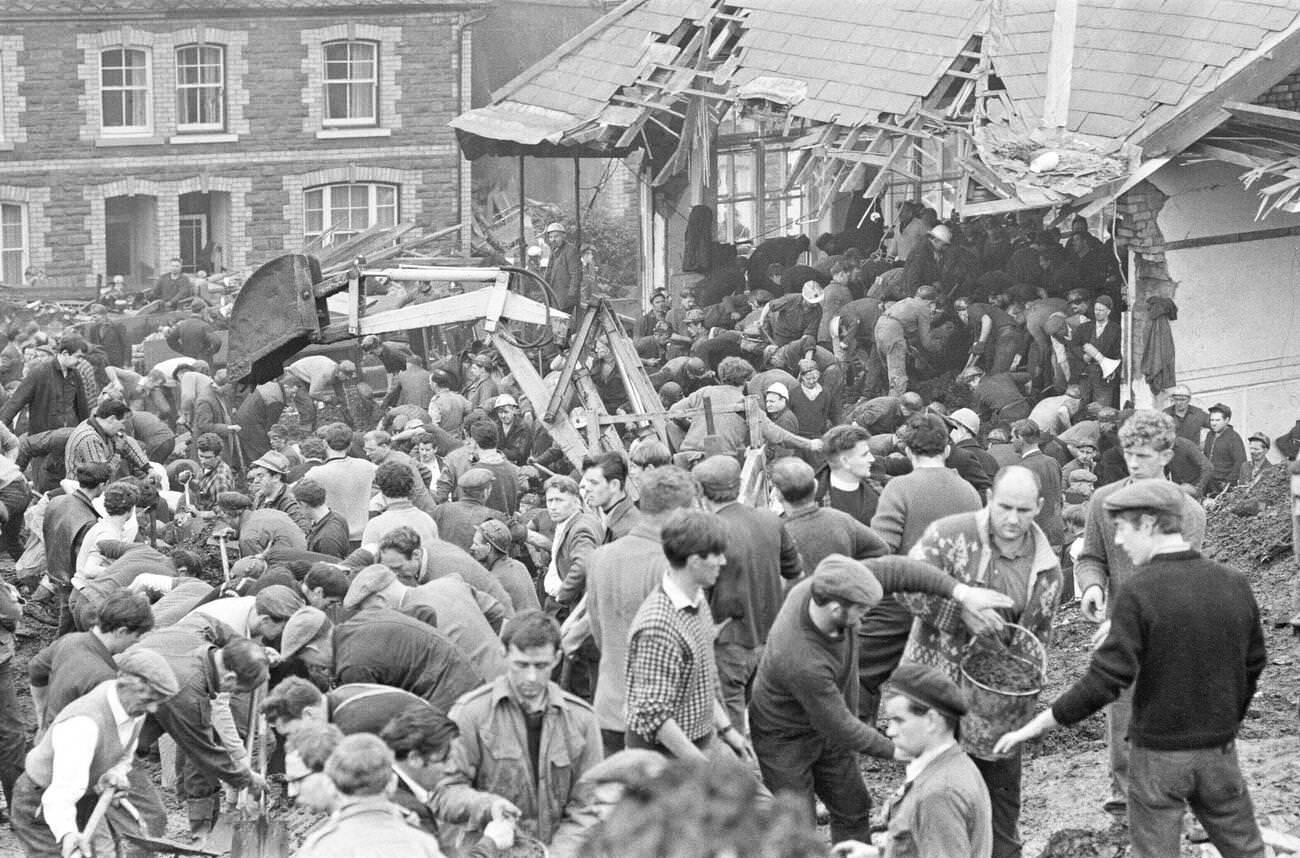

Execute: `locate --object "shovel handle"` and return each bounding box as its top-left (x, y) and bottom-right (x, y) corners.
top-left (79, 787), bottom-right (116, 846)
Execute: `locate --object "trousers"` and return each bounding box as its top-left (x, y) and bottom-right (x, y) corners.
top-left (753, 729), bottom-right (872, 844)
top-left (973, 752), bottom-right (1022, 858)
top-left (854, 596), bottom-right (914, 723)
top-left (1128, 741), bottom-right (1264, 858)
top-left (713, 642), bottom-right (762, 733)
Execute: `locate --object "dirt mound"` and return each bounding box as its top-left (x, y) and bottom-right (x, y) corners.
top-left (1204, 466), bottom-right (1292, 567)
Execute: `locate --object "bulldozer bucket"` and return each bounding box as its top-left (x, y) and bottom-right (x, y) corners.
top-left (227, 254), bottom-right (325, 386)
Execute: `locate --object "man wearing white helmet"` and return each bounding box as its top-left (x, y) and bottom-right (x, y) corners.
top-left (543, 222), bottom-right (584, 312)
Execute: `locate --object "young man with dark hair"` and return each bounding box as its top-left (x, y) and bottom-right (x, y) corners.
top-left (308, 423), bottom-right (376, 546)
top-left (381, 705), bottom-right (459, 833)
top-left (28, 591), bottom-right (154, 728)
top-left (131, 636), bottom-right (269, 837)
top-left (192, 432), bottom-right (235, 512)
top-left (996, 479), bottom-right (1267, 858)
top-left (64, 398), bottom-right (149, 481)
top-left (860, 413), bottom-right (983, 723)
top-left (301, 564), bottom-right (351, 614)
top-left (1203, 402), bottom-right (1247, 497)
top-left (362, 460), bottom-right (439, 556)
top-left (580, 451), bottom-right (638, 542)
top-left (533, 475), bottom-right (603, 612)
top-left (432, 610), bottom-right (602, 847)
top-left (819, 423), bottom-right (880, 524)
top-left (465, 419), bottom-right (522, 516)
top-left (293, 478), bottom-right (350, 559)
top-left (624, 510), bottom-right (750, 763)
top-left (0, 333), bottom-right (89, 435)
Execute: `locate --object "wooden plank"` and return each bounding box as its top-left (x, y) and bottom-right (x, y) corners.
top-left (543, 305), bottom-right (600, 423)
top-left (481, 271), bottom-right (512, 334)
top-left (597, 302), bottom-right (671, 447)
top-left (1162, 222), bottom-right (1300, 252)
top-left (492, 334), bottom-right (590, 470)
top-left (743, 394), bottom-right (763, 449)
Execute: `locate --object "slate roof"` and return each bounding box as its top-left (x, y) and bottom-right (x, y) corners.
top-left (994, 0), bottom-right (1300, 142)
top-left (456, 0), bottom-right (1300, 157)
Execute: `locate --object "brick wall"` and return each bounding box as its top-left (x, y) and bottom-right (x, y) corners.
top-left (1115, 180), bottom-right (1174, 393)
top-left (1255, 68), bottom-right (1300, 112)
top-left (0, 10), bottom-right (468, 286)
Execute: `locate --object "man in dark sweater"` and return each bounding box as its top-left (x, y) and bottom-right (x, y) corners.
top-left (995, 479), bottom-right (1267, 858)
top-left (1203, 403), bottom-right (1247, 497)
top-left (749, 553), bottom-right (1011, 844)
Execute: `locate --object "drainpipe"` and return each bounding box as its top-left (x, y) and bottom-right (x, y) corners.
top-left (455, 13), bottom-right (488, 256)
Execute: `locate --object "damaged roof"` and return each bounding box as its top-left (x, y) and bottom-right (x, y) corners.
top-left (994, 0), bottom-right (1300, 145)
top-left (454, 0), bottom-right (1300, 161)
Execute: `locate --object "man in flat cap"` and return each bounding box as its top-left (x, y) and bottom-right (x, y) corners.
top-left (248, 450), bottom-right (311, 533)
top-left (11, 650), bottom-right (179, 858)
top-left (877, 662), bottom-right (992, 858)
top-left (215, 491), bottom-right (306, 557)
top-left (995, 479), bottom-right (1267, 858)
top-left (282, 589), bottom-right (482, 715)
top-left (344, 562), bottom-right (507, 680)
top-left (748, 553), bottom-right (1010, 844)
top-left (184, 584), bottom-right (305, 648)
top-left (898, 465), bottom-right (1063, 858)
top-left (1074, 410), bottom-right (1205, 820)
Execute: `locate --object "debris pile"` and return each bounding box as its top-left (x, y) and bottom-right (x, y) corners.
top-left (1204, 466), bottom-right (1292, 568)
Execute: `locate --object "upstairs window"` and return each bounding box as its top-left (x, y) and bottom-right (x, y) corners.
top-left (176, 44), bottom-right (225, 131)
top-left (322, 40), bottom-right (377, 127)
top-left (101, 48), bottom-right (151, 133)
top-left (304, 182), bottom-right (397, 243)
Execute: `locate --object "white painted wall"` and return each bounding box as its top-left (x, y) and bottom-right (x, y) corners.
top-left (1154, 159), bottom-right (1300, 449)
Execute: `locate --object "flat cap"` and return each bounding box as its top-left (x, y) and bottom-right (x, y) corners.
top-left (281, 607), bottom-right (330, 660)
top-left (215, 491), bottom-right (252, 512)
top-left (459, 468), bottom-right (496, 490)
top-left (1248, 431), bottom-right (1271, 447)
top-left (887, 661), bottom-right (968, 719)
top-left (250, 451), bottom-right (290, 476)
top-left (693, 455), bottom-right (741, 493)
top-left (477, 519), bottom-right (513, 554)
top-left (343, 563), bottom-right (397, 609)
top-left (1102, 479), bottom-right (1185, 516)
top-left (255, 584), bottom-right (306, 621)
top-left (116, 649), bottom-right (181, 699)
top-left (684, 308), bottom-right (706, 323)
top-left (809, 554), bottom-right (884, 608)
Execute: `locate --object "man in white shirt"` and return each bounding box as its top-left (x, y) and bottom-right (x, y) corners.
top-left (10, 650), bottom-right (179, 858)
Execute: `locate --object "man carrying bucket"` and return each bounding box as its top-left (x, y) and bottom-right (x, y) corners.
top-left (896, 465), bottom-right (1063, 858)
top-left (993, 479), bottom-right (1267, 858)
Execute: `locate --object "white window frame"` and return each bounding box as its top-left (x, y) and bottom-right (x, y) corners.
top-left (321, 40), bottom-right (378, 128)
top-left (303, 182), bottom-right (398, 244)
top-left (175, 43), bottom-right (225, 133)
top-left (99, 47), bottom-right (152, 136)
top-left (0, 202), bottom-right (28, 287)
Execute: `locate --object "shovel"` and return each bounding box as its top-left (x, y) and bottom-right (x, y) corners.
top-left (205, 685), bottom-right (262, 855)
top-left (231, 689), bottom-right (288, 858)
top-left (76, 787), bottom-right (116, 857)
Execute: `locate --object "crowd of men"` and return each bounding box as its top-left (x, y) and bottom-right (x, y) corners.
top-left (0, 202), bottom-right (1276, 858)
